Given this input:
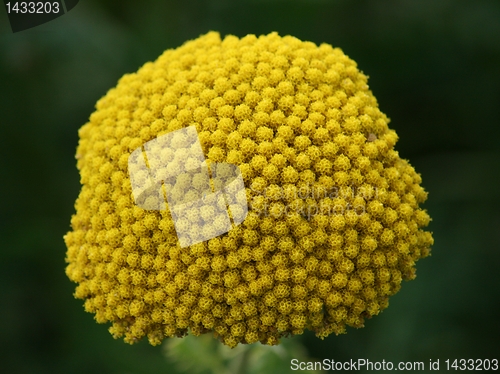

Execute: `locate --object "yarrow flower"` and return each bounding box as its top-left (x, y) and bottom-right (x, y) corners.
top-left (64, 32), bottom-right (433, 348)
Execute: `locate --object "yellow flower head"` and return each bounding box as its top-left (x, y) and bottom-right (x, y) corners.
top-left (65, 32), bottom-right (433, 348)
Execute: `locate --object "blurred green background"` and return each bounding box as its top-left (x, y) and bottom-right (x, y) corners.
top-left (1, 0), bottom-right (499, 373)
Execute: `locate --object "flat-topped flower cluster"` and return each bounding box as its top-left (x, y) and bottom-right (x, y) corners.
top-left (65, 31), bottom-right (433, 348)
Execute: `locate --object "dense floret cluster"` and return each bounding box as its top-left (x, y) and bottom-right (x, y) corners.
top-left (65, 32), bottom-right (433, 348)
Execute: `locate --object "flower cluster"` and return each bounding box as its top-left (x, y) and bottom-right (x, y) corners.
top-left (65, 32), bottom-right (433, 348)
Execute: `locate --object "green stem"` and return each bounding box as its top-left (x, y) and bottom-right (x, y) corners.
top-left (230, 345), bottom-right (252, 374)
